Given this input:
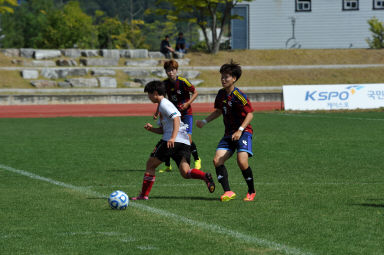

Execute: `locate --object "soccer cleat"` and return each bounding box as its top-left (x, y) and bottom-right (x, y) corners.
top-left (204, 173), bottom-right (215, 193)
top-left (220, 191), bottom-right (236, 202)
top-left (131, 194), bottom-right (149, 201)
top-left (243, 192), bottom-right (256, 202)
top-left (159, 165), bottom-right (172, 173)
top-left (194, 158), bottom-right (202, 170)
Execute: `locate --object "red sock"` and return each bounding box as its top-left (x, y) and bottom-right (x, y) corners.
top-left (141, 173), bottom-right (155, 196)
top-left (187, 168), bottom-right (206, 180)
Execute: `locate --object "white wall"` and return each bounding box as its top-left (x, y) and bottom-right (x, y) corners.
top-left (247, 0), bottom-right (384, 49)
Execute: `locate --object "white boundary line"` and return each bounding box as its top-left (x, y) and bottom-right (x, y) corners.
top-left (0, 163), bottom-right (313, 255)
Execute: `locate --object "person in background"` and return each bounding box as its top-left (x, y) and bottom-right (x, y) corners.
top-left (175, 32), bottom-right (186, 53)
top-left (160, 35), bottom-right (175, 59)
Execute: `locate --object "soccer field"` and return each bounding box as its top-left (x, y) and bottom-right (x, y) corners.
top-left (0, 112), bottom-right (383, 255)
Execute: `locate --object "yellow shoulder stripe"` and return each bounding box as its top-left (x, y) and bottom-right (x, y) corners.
top-left (178, 77), bottom-right (192, 87)
top-left (233, 90), bottom-right (247, 105)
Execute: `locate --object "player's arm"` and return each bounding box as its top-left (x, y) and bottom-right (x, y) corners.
top-left (181, 89), bottom-right (198, 111)
top-left (153, 103), bottom-right (160, 120)
top-left (144, 123), bottom-right (163, 134)
top-left (167, 116), bottom-right (180, 148)
top-left (232, 112), bottom-right (253, 141)
top-left (196, 108), bottom-right (222, 128)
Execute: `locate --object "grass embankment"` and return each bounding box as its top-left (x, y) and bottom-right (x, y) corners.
top-left (1, 49), bottom-right (384, 89)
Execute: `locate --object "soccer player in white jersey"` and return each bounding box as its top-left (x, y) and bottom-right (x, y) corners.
top-left (132, 81), bottom-right (215, 200)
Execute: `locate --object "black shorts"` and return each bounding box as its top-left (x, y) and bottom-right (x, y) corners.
top-left (150, 140), bottom-right (191, 166)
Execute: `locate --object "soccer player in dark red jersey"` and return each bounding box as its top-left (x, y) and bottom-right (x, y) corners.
top-left (155, 59), bottom-right (202, 173)
top-left (196, 60), bottom-right (256, 202)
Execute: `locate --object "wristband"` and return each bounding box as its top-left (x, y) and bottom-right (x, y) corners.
top-left (201, 119), bottom-right (207, 125)
top-left (238, 126), bottom-right (244, 131)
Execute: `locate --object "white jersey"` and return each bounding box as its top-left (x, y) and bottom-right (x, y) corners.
top-left (158, 98), bottom-right (190, 145)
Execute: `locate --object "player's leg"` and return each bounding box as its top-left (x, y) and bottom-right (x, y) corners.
top-left (173, 143), bottom-right (215, 193)
top-left (213, 146), bottom-right (236, 201)
top-left (158, 157), bottom-right (172, 173)
top-left (182, 115), bottom-right (201, 169)
top-left (133, 141), bottom-right (166, 200)
top-left (236, 132), bottom-right (256, 201)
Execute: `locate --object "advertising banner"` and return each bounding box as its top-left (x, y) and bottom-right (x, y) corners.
top-left (283, 84), bottom-right (384, 110)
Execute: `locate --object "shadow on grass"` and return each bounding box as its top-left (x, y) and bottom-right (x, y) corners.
top-left (106, 169), bottom-right (144, 172)
top-left (142, 196), bottom-right (218, 201)
top-left (352, 203), bottom-right (384, 208)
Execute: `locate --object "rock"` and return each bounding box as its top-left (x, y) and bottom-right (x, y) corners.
top-left (58, 81), bottom-right (72, 88)
top-left (190, 80), bottom-right (204, 86)
top-left (2, 49), bottom-right (20, 57)
top-left (80, 58), bottom-right (119, 66)
top-left (68, 68), bottom-right (87, 76)
top-left (120, 49), bottom-right (148, 58)
top-left (133, 77), bottom-right (160, 86)
top-left (81, 49), bottom-right (99, 57)
top-left (98, 77), bottom-right (117, 88)
top-left (30, 80), bottom-right (57, 88)
top-left (34, 50), bottom-right (62, 60)
top-left (11, 59), bottom-right (23, 65)
top-left (56, 59), bottom-right (78, 66)
top-left (125, 59), bottom-right (159, 66)
top-left (100, 49), bottom-right (120, 59)
top-left (148, 51), bottom-right (164, 59)
top-left (41, 69), bottom-right (59, 79)
top-left (20, 48), bottom-right (35, 58)
top-left (123, 81), bottom-right (142, 88)
top-left (61, 49), bottom-right (81, 58)
top-left (91, 69), bottom-right (116, 76)
top-left (21, 70), bottom-right (39, 79)
top-left (179, 70), bottom-right (200, 79)
top-left (173, 52), bottom-right (184, 59)
top-left (151, 69), bottom-right (167, 78)
top-left (124, 69), bottom-right (151, 77)
top-left (175, 58), bottom-right (190, 66)
top-left (67, 78), bottom-right (98, 88)
top-left (24, 60), bottom-right (56, 67)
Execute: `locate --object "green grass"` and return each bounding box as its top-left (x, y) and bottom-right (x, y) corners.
top-left (0, 113), bottom-right (383, 254)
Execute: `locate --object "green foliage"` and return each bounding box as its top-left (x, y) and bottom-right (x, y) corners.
top-left (42, 1), bottom-right (97, 48)
top-left (142, 20), bottom-right (178, 50)
top-left (0, 0), bottom-right (17, 14)
top-left (0, 0), bottom-right (53, 48)
top-left (367, 17), bottom-right (384, 49)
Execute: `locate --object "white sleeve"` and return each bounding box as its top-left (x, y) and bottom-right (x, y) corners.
top-left (160, 100), bottom-right (181, 120)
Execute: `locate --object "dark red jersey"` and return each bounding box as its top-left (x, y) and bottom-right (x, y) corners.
top-left (214, 87), bottom-right (254, 136)
top-left (164, 76), bottom-right (195, 116)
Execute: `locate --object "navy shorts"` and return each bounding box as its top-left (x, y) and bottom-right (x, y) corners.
top-left (181, 115), bottom-right (193, 135)
top-left (216, 131), bottom-right (253, 157)
top-left (151, 140), bottom-right (191, 166)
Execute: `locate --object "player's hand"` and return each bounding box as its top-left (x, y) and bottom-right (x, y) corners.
top-left (196, 120), bottom-right (205, 128)
top-left (232, 130), bottom-right (242, 141)
top-left (167, 138), bottom-right (175, 148)
top-left (144, 123), bottom-right (153, 131)
top-left (153, 113), bottom-right (158, 120)
top-left (180, 103), bottom-right (189, 111)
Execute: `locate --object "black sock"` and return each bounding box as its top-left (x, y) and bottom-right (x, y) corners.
top-left (215, 165), bottom-right (230, 192)
top-left (191, 141), bottom-right (199, 161)
top-left (165, 157), bottom-right (170, 167)
top-left (241, 167), bottom-right (255, 193)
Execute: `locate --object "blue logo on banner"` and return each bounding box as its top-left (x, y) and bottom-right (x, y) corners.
top-left (305, 86), bottom-right (365, 101)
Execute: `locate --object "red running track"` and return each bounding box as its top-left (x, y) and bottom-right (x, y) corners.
top-left (0, 102), bottom-right (283, 118)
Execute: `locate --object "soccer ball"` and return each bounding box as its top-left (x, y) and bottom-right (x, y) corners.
top-left (108, 190), bottom-right (129, 210)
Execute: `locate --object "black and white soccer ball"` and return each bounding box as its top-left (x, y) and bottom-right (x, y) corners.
top-left (108, 190), bottom-right (129, 210)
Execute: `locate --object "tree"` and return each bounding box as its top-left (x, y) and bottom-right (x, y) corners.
top-left (156, 0), bottom-right (254, 54)
top-left (367, 17), bottom-right (384, 49)
top-left (0, 0), bottom-right (17, 14)
top-left (43, 1), bottom-right (97, 48)
top-left (0, 0), bottom-right (53, 48)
